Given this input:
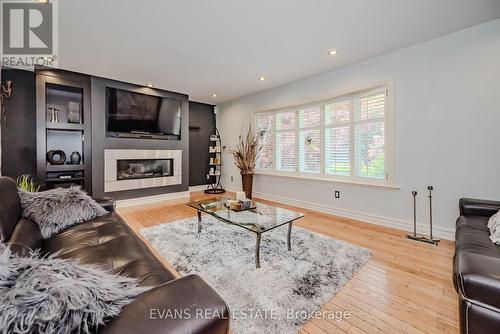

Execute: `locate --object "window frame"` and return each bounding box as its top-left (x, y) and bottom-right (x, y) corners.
top-left (254, 84), bottom-right (395, 188)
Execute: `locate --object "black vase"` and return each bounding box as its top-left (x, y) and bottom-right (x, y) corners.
top-left (70, 151), bottom-right (81, 164)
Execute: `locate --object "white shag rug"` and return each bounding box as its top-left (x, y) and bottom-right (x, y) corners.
top-left (141, 215), bottom-right (372, 334)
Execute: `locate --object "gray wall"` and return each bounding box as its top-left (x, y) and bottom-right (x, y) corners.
top-left (216, 19), bottom-right (500, 240)
top-left (188, 101), bottom-right (215, 186)
top-left (91, 77), bottom-right (189, 199)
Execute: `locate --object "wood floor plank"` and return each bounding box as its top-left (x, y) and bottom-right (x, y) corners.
top-left (118, 192), bottom-right (458, 334)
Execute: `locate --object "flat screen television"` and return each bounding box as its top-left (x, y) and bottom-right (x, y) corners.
top-left (106, 87), bottom-right (181, 140)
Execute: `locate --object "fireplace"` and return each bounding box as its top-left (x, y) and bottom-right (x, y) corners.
top-left (104, 149), bottom-right (182, 192)
top-left (117, 159), bottom-right (174, 180)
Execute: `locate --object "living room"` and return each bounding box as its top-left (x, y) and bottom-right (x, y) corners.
top-left (1, 1), bottom-right (500, 333)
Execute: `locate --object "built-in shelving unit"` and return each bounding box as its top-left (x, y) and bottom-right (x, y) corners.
top-left (36, 70), bottom-right (92, 192)
top-left (205, 127), bottom-right (225, 194)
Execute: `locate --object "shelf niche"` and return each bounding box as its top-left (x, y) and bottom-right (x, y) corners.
top-left (36, 70), bottom-right (92, 192)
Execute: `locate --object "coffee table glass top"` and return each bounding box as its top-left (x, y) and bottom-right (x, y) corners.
top-left (187, 197), bottom-right (304, 233)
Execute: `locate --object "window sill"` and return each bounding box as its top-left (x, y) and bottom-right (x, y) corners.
top-left (254, 170), bottom-right (400, 190)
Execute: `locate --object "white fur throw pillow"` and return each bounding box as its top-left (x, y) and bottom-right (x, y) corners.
top-left (488, 210), bottom-right (500, 245)
top-left (18, 187), bottom-right (108, 239)
top-left (0, 244), bottom-right (149, 334)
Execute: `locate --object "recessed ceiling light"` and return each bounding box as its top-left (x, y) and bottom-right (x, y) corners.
top-left (328, 49), bottom-right (338, 56)
top-left (37, 0), bottom-right (49, 3)
top-left (258, 76), bottom-right (266, 81)
top-left (146, 84), bottom-right (154, 88)
top-left (211, 94), bottom-right (217, 98)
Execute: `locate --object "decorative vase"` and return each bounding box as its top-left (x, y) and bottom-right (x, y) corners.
top-left (241, 173), bottom-right (254, 199)
top-left (70, 151), bottom-right (81, 164)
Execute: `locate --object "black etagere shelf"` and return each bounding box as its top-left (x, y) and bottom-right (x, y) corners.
top-left (205, 127), bottom-right (225, 194)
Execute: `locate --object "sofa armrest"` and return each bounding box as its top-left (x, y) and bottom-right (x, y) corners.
top-left (99, 274), bottom-right (229, 334)
top-left (6, 218), bottom-right (42, 256)
top-left (459, 198), bottom-right (500, 217)
top-left (94, 197), bottom-right (116, 212)
top-left (457, 252), bottom-right (500, 310)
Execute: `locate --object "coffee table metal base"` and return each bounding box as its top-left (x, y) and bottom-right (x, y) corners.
top-left (196, 210), bottom-right (292, 269)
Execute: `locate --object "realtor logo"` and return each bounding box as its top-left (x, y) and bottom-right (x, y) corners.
top-left (1, 0), bottom-right (58, 68)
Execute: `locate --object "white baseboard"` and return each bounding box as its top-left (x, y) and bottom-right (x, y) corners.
top-left (189, 185), bottom-right (208, 192)
top-left (116, 191), bottom-right (190, 208)
top-left (226, 187), bottom-right (455, 241)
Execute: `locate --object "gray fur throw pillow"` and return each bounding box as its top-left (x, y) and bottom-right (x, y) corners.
top-left (18, 187), bottom-right (108, 239)
top-left (0, 244), bottom-right (150, 334)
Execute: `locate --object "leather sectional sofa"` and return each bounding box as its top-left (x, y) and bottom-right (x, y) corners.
top-left (454, 198), bottom-right (500, 334)
top-left (0, 177), bottom-right (229, 334)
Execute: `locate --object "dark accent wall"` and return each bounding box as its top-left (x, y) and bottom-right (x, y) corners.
top-left (1, 68), bottom-right (37, 179)
top-left (189, 101), bottom-right (215, 186)
top-left (91, 77), bottom-right (189, 200)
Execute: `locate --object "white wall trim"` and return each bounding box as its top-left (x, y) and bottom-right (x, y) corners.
top-left (116, 191), bottom-right (190, 208)
top-left (225, 186), bottom-right (455, 241)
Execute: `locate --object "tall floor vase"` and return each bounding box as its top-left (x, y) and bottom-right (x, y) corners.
top-left (241, 173), bottom-right (254, 199)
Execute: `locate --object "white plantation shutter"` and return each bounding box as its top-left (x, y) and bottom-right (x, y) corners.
top-left (275, 111), bottom-right (296, 171)
top-left (276, 111), bottom-right (295, 130)
top-left (254, 85), bottom-right (390, 184)
top-left (357, 90), bottom-right (385, 121)
top-left (325, 100), bottom-right (350, 125)
top-left (325, 127), bottom-right (350, 175)
top-left (298, 106), bottom-right (321, 173)
top-left (256, 114), bottom-right (274, 169)
top-left (276, 132), bottom-right (295, 171)
top-left (354, 88), bottom-right (387, 179)
top-left (324, 100), bottom-right (352, 175)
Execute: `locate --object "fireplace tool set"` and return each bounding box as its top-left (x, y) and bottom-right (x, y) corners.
top-left (407, 186), bottom-right (440, 245)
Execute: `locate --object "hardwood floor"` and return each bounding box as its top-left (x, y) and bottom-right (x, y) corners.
top-left (118, 192), bottom-right (458, 334)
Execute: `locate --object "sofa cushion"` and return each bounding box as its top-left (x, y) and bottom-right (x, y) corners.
top-left (455, 222), bottom-right (500, 258)
top-left (0, 177), bottom-right (22, 242)
top-left (42, 213), bottom-right (176, 286)
top-left (0, 244), bottom-right (149, 334)
top-left (456, 215), bottom-right (490, 232)
top-left (100, 275), bottom-right (230, 334)
top-left (456, 252), bottom-right (500, 311)
top-left (19, 187), bottom-right (108, 239)
top-left (454, 215), bottom-right (500, 292)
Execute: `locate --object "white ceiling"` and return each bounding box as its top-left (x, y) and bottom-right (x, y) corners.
top-left (58, 0), bottom-right (500, 104)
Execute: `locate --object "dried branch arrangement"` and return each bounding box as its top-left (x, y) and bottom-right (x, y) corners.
top-left (231, 124), bottom-right (264, 174)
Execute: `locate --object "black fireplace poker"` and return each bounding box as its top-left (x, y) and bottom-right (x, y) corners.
top-left (406, 190), bottom-right (424, 242)
top-left (406, 187), bottom-right (440, 245)
top-left (419, 186), bottom-right (440, 245)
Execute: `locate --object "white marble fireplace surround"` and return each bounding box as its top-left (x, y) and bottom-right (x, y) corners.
top-left (104, 149), bottom-right (182, 192)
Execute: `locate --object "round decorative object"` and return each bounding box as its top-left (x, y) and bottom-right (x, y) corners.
top-left (70, 151), bottom-right (81, 164)
top-left (47, 150), bottom-right (66, 165)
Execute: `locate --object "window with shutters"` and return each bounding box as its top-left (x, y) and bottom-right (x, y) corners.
top-left (255, 85), bottom-right (393, 186)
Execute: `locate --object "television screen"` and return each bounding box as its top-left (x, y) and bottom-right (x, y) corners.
top-left (106, 87), bottom-right (181, 139)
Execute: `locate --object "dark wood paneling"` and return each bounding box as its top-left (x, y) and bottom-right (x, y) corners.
top-left (1, 69), bottom-right (37, 179)
top-left (189, 101), bottom-right (215, 186)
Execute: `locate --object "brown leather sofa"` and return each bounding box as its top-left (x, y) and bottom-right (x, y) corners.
top-left (454, 198), bottom-right (500, 334)
top-left (0, 177), bottom-right (229, 334)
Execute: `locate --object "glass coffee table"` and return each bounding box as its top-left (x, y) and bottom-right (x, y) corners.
top-left (187, 197), bottom-right (304, 268)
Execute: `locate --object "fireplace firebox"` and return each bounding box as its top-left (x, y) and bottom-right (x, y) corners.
top-left (117, 159), bottom-right (173, 181)
top-left (104, 149), bottom-right (182, 192)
